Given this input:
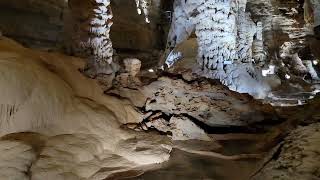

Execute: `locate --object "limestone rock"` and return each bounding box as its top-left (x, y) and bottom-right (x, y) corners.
top-left (0, 141), bottom-right (36, 180)
top-left (0, 0), bottom-right (67, 49)
top-left (142, 77), bottom-right (278, 127)
top-left (0, 37), bottom-right (171, 179)
top-left (253, 123), bottom-right (320, 180)
top-left (123, 58), bottom-right (142, 77)
top-left (169, 116), bottom-right (211, 141)
top-left (144, 115), bottom-right (210, 141)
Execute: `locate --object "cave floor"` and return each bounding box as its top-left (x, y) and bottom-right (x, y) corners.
top-left (125, 149), bottom-right (262, 180)
top-left (110, 127), bottom-right (285, 180)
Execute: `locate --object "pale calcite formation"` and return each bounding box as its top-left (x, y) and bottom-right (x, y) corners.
top-left (0, 37), bottom-right (172, 179)
top-left (135, 0), bottom-right (151, 23)
top-left (67, 0), bottom-right (115, 76)
top-left (166, 0), bottom-right (270, 98)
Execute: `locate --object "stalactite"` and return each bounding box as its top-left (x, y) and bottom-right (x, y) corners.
top-left (135, 0), bottom-right (151, 23)
top-left (68, 0), bottom-right (115, 77)
top-left (165, 0), bottom-right (270, 98)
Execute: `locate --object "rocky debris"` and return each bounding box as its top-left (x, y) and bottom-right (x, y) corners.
top-left (169, 116), bottom-right (211, 141)
top-left (253, 123), bottom-right (320, 180)
top-left (106, 58), bottom-right (146, 106)
top-left (142, 77), bottom-right (278, 127)
top-left (142, 115), bottom-right (211, 141)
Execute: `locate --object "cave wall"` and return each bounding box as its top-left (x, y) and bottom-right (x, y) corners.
top-left (0, 0), bottom-right (168, 53)
top-left (0, 0), bottom-right (67, 49)
top-left (111, 0), bottom-right (165, 52)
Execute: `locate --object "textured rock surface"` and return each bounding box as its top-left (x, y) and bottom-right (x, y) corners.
top-left (144, 115), bottom-right (211, 141)
top-left (0, 37), bottom-right (172, 179)
top-left (168, 116), bottom-right (211, 141)
top-left (67, 0), bottom-right (115, 76)
top-left (253, 123), bottom-right (320, 180)
top-left (0, 0), bottom-right (166, 55)
top-left (0, 141), bottom-right (36, 180)
top-left (142, 77), bottom-right (277, 127)
top-left (305, 0), bottom-right (320, 27)
top-left (0, 0), bottom-right (67, 49)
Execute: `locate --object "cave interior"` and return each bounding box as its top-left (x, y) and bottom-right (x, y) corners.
top-left (0, 0), bottom-right (320, 179)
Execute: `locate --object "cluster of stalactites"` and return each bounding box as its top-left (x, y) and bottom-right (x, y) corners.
top-left (167, 0), bottom-right (265, 70)
top-left (165, 0), bottom-right (270, 98)
top-left (68, 0), bottom-right (114, 75)
top-left (135, 0), bottom-right (151, 23)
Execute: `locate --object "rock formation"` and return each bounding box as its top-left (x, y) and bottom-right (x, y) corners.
top-left (142, 77), bottom-right (277, 127)
top-left (165, 0), bottom-right (271, 98)
top-left (135, 0), bottom-right (151, 23)
top-left (0, 1), bottom-right (319, 179)
top-left (253, 123), bottom-right (320, 180)
top-left (67, 0), bottom-right (115, 77)
top-left (0, 37), bottom-right (172, 179)
top-left (0, 0), bottom-right (67, 49)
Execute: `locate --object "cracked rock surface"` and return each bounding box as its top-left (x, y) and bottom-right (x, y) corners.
top-left (142, 77), bottom-right (277, 127)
